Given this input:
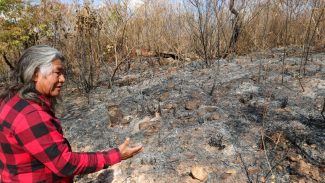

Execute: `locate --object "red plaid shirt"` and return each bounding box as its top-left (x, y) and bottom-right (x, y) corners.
top-left (0, 94), bottom-right (121, 182)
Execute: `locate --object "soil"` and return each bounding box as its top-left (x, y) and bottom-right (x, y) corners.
top-left (60, 53), bottom-right (325, 183)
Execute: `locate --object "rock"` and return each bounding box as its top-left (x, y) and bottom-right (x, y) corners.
top-left (297, 160), bottom-right (311, 175)
top-left (197, 106), bottom-right (217, 116)
top-left (207, 112), bottom-right (221, 120)
top-left (176, 162), bottom-right (191, 175)
top-left (193, 69), bottom-right (209, 76)
top-left (167, 80), bottom-right (176, 89)
top-left (185, 58), bottom-right (191, 62)
top-left (236, 82), bottom-right (259, 95)
top-left (287, 152), bottom-right (301, 162)
top-left (183, 152), bottom-right (195, 159)
top-left (138, 116), bottom-right (150, 124)
top-left (138, 121), bottom-right (152, 129)
top-left (297, 160), bottom-right (321, 181)
top-left (79, 145), bottom-right (92, 152)
top-left (124, 115), bottom-right (133, 123)
top-left (314, 96), bottom-right (324, 111)
top-left (185, 99), bottom-right (201, 110)
top-left (197, 110), bottom-right (205, 117)
top-left (150, 112), bottom-right (161, 122)
top-left (220, 173), bottom-right (231, 180)
top-left (163, 103), bottom-right (177, 110)
top-left (191, 166), bottom-right (208, 181)
top-left (276, 165), bottom-right (283, 171)
top-left (133, 116), bottom-right (150, 133)
top-left (203, 106), bottom-right (218, 112)
top-left (167, 67), bottom-right (177, 75)
top-left (208, 136), bottom-right (225, 150)
top-left (116, 74), bottom-right (139, 86)
top-left (159, 92), bottom-right (169, 101)
top-left (289, 175), bottom-right (308, 183)
top-left (220, 169), bottom-right (237, 180)
top-left (107, 105), bottom-right (128, 127)
top-left (161, 57), bottom-right (177, 66)
top-left (139, 115), bottom-right (160, 136)
top-left (310, 169), bottom-right (321, 182)
top-left (225, 169), bottom-right (236, 175)
top-left (310, 144), bottom-right (317, 149)
top-left (248, 167), bottom-right (259, 175)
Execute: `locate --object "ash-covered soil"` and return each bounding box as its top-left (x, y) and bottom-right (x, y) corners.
top-left (60, 53), bottom-right (325, 183)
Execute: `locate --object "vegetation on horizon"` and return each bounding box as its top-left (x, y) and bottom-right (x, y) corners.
top-left (0, 0), bottom-right (324, 91)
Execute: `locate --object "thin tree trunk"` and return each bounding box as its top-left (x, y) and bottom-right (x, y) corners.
top-left (321, 98), bottom-right (325, 121)
top-left (301, 7), bottom-right (324, 74)
top-left (224, 0), bottom-right (241, 58)
top-left (282, 0), bottom-right (289, 84)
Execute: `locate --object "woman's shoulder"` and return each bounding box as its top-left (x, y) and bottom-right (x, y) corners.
top-left (8, 94), bottom-right (48, 114)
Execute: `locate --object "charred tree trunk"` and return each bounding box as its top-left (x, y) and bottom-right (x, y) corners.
top-left (223, 0), bottom-right (241, 59)
top-left (320, 98), bottom-right (325, 121)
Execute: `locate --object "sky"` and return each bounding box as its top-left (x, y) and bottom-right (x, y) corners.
top-left (59, 0), bottom-right (144, 8)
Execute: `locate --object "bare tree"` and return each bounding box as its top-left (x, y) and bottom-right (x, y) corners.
top-left (73, 3), bottom-right (103, 93)
top-left (184, 0), bottom-right (218, 66)
top-left (300, 2), bottom-right (325, 75)
top-left (214, 0), bottom-right (226, 72)
top-left (281, 0), bottom-right (289, 84)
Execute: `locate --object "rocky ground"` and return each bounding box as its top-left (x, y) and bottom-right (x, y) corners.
top-left (59, 51), bottom-right (325, 183)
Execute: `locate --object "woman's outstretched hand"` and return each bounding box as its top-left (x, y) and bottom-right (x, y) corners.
top-left (118, 138), bottom-right (143, 160)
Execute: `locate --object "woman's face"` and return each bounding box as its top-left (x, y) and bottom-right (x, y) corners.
top-left (34, 59), bottom-right (65, 97)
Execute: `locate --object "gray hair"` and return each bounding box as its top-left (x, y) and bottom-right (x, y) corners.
top-left (17, 45), bottom-right (64, 83)
top-left (1, 45), bottom-right (65, 110)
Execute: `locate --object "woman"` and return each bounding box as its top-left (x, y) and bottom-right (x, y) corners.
top-left (0, 45), bottom-right (143, 182)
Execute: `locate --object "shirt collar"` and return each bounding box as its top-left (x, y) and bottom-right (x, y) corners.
top-left (37, 94), bottom-right (53, 109)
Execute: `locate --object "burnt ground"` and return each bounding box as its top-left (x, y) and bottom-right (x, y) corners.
top-left (59, 52), bottom-right (325, 183)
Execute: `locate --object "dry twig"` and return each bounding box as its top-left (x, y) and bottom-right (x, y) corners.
top-left (238, 152), bottom-right (252, 183)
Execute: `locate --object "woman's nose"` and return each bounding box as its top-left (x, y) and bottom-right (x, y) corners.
top-left (59, 74), bottom-right (65, 83)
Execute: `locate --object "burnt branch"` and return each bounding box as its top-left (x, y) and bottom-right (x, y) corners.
top-left (229, 0), bottom-right (239, 16)
top-left (321, 97), bottom-right (325, 121)
top-left (238, 152), bottom-right (252, 183)
top-left (111, 59), bottom-right (127, 83)
top-left (2, 53), bottom-right (15, 70)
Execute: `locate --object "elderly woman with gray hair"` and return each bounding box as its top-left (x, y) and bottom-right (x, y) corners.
top-left (0, 45), bottom-right (143, 182)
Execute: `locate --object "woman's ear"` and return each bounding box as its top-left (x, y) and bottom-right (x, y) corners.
top-left (33, 68), bottom-right (40, 82)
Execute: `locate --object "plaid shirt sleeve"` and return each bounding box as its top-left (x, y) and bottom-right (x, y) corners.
top-left (12, 108), bottom-right (121, 177)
